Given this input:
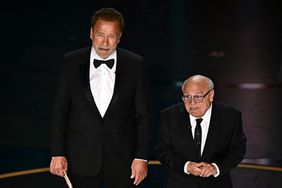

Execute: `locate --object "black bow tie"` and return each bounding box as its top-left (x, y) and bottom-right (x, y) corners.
top-left (93, 59), bottom-right (114, 69)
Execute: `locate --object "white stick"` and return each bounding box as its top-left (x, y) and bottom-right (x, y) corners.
top-left (63, 170), bottom-right (73, 188)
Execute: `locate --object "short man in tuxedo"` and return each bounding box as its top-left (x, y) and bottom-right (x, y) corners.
top-left (156, 75), bottom-right (246, 188)
top-left (49, 8), bottom-right (152, 188)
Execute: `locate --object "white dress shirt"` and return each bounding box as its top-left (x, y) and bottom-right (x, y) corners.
top-left (89, 47), bottom-right (116, 117)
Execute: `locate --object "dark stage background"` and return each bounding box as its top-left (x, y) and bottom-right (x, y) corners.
top-left (1, 0), bottom-right (282, 187)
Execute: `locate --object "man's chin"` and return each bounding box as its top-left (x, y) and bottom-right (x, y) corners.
top-left (189, 111), bottom-right (202, 117)
top-left (97, 52), bottom-right (110, 59)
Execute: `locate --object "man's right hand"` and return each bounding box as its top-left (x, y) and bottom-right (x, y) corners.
top-left (50, 156), bottom-right (68, 177)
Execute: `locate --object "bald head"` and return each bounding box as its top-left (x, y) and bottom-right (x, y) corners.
top-left (182, 75), bottom-right (214, 92)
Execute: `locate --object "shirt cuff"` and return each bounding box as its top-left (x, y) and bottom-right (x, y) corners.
top-left (134, 158), bottom-right (147, 163)
top-left (211, 163), bottom-right (220, 177)
top-left (184, 161), bottom-right (190, 174)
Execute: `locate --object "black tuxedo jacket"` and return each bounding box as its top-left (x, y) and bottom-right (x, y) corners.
top-left (50, 47), bottom-right (152, 176)
top-left (156, 102), bottom-right (246, 188)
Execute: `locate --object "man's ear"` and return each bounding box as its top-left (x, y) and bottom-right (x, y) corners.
top-left (90, 28), bottom-right (93, 39)
top-left (209, 90), bottom-right (215, 102)
top-left (117, 32), bottom-right (122, 43)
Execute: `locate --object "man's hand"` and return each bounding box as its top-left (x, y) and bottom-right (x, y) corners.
top-left (187, 162), bottom-right (203, 176)
top-left (198, 162), bottom-right (217, 177)
top-left (187, 161), bottom-right (217, 177)
top-left (50, 156), bottom-right (68, 177)
top-left (130, 159), bottom-right (148, 186)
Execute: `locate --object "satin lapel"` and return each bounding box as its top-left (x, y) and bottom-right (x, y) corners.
top-left (79, 62), bottom-right (95, 107)
top-left (181, 105), bottom-right (198, 160)
top-left (103, 49), bottom-right (125, 118)
top-left (79, 52), bottom-right (101, 116)
top-left (178, 104), bottom-right (196, 149)
top-left (180, 105), bottom-right (194, 141)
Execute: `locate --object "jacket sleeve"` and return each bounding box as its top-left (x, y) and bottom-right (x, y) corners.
top-left (134, 59), bottom-right (153, 160)
top-left (50, 57), bottom-right (71, 157)
top-left (216, 111), bottom-right (247, 175)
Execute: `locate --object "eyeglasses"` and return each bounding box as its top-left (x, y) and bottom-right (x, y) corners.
top-left (182, 89), bottom-right (213, 103)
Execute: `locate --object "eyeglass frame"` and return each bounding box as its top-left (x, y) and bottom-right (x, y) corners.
top-left (182, 88), bottom-right (213, 103)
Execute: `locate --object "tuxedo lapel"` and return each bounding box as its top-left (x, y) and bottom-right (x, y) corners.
top-left (103, 49), bottom-right (126, 118)
top-left (79, 49), bottom-right (101, 117)
top-left (179, 105), bottom-right (194, 142)
top-left (177, 104), bottom-right (198, 159)
top-left (186, 108), bottom-right (203, 161)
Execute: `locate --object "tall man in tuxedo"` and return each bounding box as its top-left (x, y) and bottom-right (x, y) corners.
top-left (49, 8), bottom-right (152, 188)
top-left (156, 75), bottom-right (246, 188)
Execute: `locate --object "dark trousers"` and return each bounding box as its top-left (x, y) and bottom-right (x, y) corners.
top-left (68, 171), bottom-right (139, 188)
